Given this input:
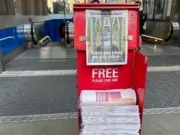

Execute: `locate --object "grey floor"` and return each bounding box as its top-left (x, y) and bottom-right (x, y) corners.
top-left (141, 45), bottom-right (180, 66)
top-left (6, 44), bottom-right (180, 71)
top-left (1, 42), bottom-right (180, 134)
top-left (0, 113), bottom-right (180, 135)
top-left (0, 119), bottom-right (78, 135)
top-left (1, 43), bottom-right (180, 116)
top-left (0, 76), bottom-right (76, 116)
top-left (1, 71), bottom-right (180, 116)
top-left (6, 43), bottom-right (76, 71)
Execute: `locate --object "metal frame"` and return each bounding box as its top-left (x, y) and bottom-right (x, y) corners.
top-left (0, 43), bottom-right (28, 73)
top-left (0, 47), bottom-right (5, 73)
top-left (3, 44), bottom-right (28, 64)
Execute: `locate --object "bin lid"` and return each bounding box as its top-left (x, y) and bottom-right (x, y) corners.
top-left (73, 3), bottom-right (140, 11)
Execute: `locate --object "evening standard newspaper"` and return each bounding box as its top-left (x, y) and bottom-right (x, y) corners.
top-left (80, 89), bottom-right (136, 106)
top-left (86, 10), bottom-right (128, 65)
top-left (80, 89), bottom-right (140, 135)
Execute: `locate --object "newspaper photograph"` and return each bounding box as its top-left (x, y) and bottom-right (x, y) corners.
top-left (86, 10), bottom-right (128, 65)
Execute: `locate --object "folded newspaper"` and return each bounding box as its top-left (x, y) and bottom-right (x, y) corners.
top-left (80, 89), bottom-right (137, 106)
top-left (80, 89), bottom-right (140, 135)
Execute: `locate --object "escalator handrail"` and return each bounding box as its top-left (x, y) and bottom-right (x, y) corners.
top-left (165, 21), bottom-right (173, 42)
top-left (144, 20), bottom-right (173, 42)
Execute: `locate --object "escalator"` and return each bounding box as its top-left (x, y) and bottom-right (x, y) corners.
top-left (60, 19), bottom-right (179, 46)
top-left (25, 19), bottom-right (179, 46)
top-left (142, 20), bottom-right (179, 44)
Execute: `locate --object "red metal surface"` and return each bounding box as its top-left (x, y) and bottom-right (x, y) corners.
top-left (73, 3), bottom-right (140, 10)
top-left (77, 51), bottom-right (148, 112)
top-left (74, 4), bottom-right (147, 135)
top-left (132, 52), bottom-right (148, 117)
top-left (73, 4), bottom-right (140, 50)
top-left (77, 51), bottom-right (148, 135)
top-left (132, 52), bottom-right (148, 135)
top-left (77, 50), bottom-right (135, 96)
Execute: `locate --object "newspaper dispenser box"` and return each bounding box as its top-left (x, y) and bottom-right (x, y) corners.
top-left (73, 3), bottom-right (148, 135)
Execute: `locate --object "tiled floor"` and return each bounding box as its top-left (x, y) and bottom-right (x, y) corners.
top-left (0, 113), bottom-right (180, 135)
top-left (1, 43), bottom-right (180, 134)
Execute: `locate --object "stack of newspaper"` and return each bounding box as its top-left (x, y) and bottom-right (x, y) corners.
top-left (79, 89), bottom-right (140, 135)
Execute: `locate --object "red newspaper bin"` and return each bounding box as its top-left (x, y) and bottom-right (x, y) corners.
top-left (73, 3), bottom-right (148, 135)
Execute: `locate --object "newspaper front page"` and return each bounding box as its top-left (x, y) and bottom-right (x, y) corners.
top-left (86, 10), bottom-right (128, 65)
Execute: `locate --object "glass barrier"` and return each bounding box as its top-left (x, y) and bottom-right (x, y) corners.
top-left (143, 0), bottom-right (176, 21)
top-left (170, 0), bottom-right (180, 22)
